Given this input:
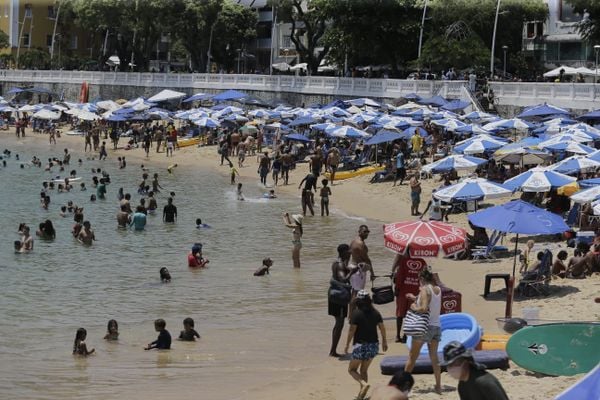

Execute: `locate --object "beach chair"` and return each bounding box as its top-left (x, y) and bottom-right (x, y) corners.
top-left (517, 249), bottom-right (552, 297)
top-left (472, 230), bottom-right (508, 261)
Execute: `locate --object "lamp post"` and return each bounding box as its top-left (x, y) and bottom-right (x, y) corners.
top-left (595, 44), bottom-right (600, 98)
top-left (417, 0), bottom-right (429, 60)
top-left (490, 0), bottom-right (502, 77)
top-left (502, 45), bottom-right (508, 79)
top-left (236, 48), bottom-right (241, 74)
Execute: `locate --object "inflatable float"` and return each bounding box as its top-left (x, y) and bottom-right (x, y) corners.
top-left (324, 165), bottom-right (384, 181)
top-left (476, 334), bottom-right (510, 351)
top-left (177, 137), bottom-right (201, 148)
top-left (406, 312), bottom-right (482, 355)
top-left (380, 350), bottom-right (509, 375)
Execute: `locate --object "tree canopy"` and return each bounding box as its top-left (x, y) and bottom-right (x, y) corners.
top-left (568, 0), bottom-right (600, 43)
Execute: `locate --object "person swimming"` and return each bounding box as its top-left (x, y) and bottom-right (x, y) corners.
top-left (254, 258), bottom-right (273, 276)
top-left (178, 317), bottom-right (201, 341)
top-left (195, 218), bottom-right (211, 229)
top-left (263, 189), bottom-right (277, 199)
top-left (160, 267), bottom-right (171, 282)
top-left (103, 319), bottom-right (119, 341)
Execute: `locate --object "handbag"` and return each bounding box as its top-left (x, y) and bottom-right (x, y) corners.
top-left (328, 279), bottom-right (351, 306)
top-left (403, 309), bottom-right (430, 337)
top-left (372, 285), bottom-right (394, 305)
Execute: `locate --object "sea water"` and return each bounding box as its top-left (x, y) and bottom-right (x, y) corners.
top-left (0, 139), bottom-right (391, 400)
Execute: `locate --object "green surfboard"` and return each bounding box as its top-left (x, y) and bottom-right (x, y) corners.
top-left (506, 323), bottom-right (600, 376)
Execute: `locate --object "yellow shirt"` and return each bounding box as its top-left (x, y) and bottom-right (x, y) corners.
top-left (411, 134), bottom-right (423, 152)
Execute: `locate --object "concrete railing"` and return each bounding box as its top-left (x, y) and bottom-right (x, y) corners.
top-left (0, 69), bottom-right (468, 100)
top-left (489, 81), bottom-right (600, 110)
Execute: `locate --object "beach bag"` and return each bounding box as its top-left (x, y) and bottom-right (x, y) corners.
top-left (403, 309), bottom-right (430, 337)
top-left (372, 285), bottom-right (394, 305)
top-left (328, 279), bottom-right (351, 306)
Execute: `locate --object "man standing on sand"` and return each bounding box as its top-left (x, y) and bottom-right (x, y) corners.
top-left (349, 225), bottom-right (375, 316)
top-left (258, 151), bottom-right (271, 185)
top-left (163, 197), bottom-right (177, 223)
top-left (409, 174), bottom-right (422, 216)
top-left (327, 147), bottom-right (340, 183)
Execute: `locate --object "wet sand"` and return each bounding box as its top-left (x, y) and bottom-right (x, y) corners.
top-left (6, 128), bottom-right (600, 400)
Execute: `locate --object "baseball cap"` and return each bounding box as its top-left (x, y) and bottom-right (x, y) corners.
top-left (439, 341), bottom-right (473, 366)
top-left (357, 289), bottom-right (370, 299)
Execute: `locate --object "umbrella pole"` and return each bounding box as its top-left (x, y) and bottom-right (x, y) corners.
top-left (505, 233), bottom-right (518, 319)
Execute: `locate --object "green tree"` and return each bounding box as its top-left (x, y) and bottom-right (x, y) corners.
top-left (567, 0), bottom-right (600, 43)
top-left (419, 35), bottom-right (490, 70)
top-left (18, 48), bottom-right (51, 70)
top-left (321, 0), bottom-right (421, 75)
top-left (272, 0), bottom-right (331, 75)
top-left (0, 29), bottom-right (9, 49)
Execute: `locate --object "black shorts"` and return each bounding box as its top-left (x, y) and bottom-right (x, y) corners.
top-left (328, 300), bottom-right (348, 318)
top-left (396, 168), bottom-right (406, 179)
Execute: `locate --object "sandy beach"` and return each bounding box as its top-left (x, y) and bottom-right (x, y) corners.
top-left (6, 128), bottom-right (600, 400)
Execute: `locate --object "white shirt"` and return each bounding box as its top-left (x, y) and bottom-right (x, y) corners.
top-left (427, 284), bottom-right (441, 327)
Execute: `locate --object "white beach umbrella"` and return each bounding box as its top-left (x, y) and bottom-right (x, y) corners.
top-left (571, 185), bottom-right (600, 204)
top-left (433, 178), bottom-right (512, 202)
top-left (549, 155), bottom-right (600, 175)
top-left (32, 109), bottom-right (60, 120)
top-left (503, 167), bottom-right (576, 193)
top-left (147, 89), bottom-right (186, 103)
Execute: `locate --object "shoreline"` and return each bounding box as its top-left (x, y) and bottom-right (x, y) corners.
top-left (3, 129), bottom-right (598, 400)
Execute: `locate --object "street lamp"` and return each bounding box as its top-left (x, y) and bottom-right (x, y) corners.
top-left (236, 48), bottom-right (241, 74)
top-left (490, 0), bottom-right (502, 77)
top-left (594, 44), bottom-right (600, 98)
top-left (502, 45), bottom-right (508, 79)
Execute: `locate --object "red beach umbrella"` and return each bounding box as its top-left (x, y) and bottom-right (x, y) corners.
top-left (383, 220), bottom-right (467, 257)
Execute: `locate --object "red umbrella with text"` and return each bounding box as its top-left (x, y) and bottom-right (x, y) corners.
top-left (383, 220), bottom-right (467, 258)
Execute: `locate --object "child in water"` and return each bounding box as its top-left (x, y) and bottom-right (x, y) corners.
top-left (230, 162), bottom-right (239, 185)
top-left (263, 189), bottom-right (277, 199)
top-left (237, 183), bottom-right (245, 201)
top-left (160, 267), bottom-right (171, 282)
top-left (320, 179), bottom-right (332, 216)
top-left (144, 319), bottom-right (171, 350)
top-left (195, 218), bottom-right (211, 229)
top-left (104, 319), bottom-right (119, 340)
top-left (73, 328), bottom-right (95, 356)
top-left (254, 258), bottom-right (273, 276)
top-left (178, 317), bottom-right (201, 341)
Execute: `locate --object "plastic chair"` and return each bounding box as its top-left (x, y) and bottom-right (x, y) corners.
top-left (472, 230), bottom-right (508, 261)
top-left (518, 249), bottom-right (552, 297)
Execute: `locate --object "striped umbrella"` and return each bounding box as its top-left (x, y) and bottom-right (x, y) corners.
top-left (433, 178), bottom-right (511, 202)
top-left (503, 167), bottom-right (576, 193)
top-left (549, 155), bottom-right (600, 174)
top-left (422, 155), bottom-right (488, 174)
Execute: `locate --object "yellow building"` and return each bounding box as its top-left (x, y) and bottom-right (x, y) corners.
top-left (0, 0), bottom-right (91, 65)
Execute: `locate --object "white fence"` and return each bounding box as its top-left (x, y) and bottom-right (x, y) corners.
top-left (489, 82), bottom-right (600, 110)
top-left (0, 70), bottom-right (467, 99)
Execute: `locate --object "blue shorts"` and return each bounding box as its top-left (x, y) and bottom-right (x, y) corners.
top-left (411, 192), bottom-right (420, 204)
top-left (351, 342), bottom-right (379, 360)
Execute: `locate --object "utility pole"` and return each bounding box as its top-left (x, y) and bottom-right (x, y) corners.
top-left (15, 6), bottom-right (32, 69)
top-left (50, 1), bottom-right (61, 63)
top-left (490, 0), bottom-right (502, 77)
top-left (206, 22), bottom-right (216, 73)
top-left (130, 0), bottom-right (138, 71)
top-left (417, 0), bottom-right (429, 60)
top-left (269, 5), bottom-right (277, 75)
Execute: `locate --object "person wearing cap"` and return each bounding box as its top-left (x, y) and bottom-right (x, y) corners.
top-left (344, 290), bottom-right (388, 400)
top-left (440, 341), bottom-right (509, 400)
top-left (370, 371), bottom-right (414, 400)
top-left (188, 244), bottom-right (209, 268)
top-left (283, 212), bottom-right (303, 268)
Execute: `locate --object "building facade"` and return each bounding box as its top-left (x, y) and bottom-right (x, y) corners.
top-left (523, 0), bottom-right (596, 68)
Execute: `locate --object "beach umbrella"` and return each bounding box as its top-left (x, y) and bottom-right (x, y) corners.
top-left (518, 103), bottom-right (570, 119)
top-left (570, 185), bottom-right (600, 204)
top-left (402, 126), bottom-right (428, 138)
top-left (95, 100), bottom-right (121, 111)
top-left (344, 98), bottom-right (381, 108)
top-left (431, 118), bottom-right (466, 131)
top-left (182, 93), bottom-right (210, 103)
top-left (549, 155), bottom-right (600, 175)
top-left (433, 178), bottom-right (511, 202)
top-left (365, 130), bottom-right (403, 145)
top-left (76, 109), bottom-right (101, 121)
top-left (578, 109), bottom-right (600, 121)
top-left (453, 137), bottom-right (505, 155)
top-left (223, 114), bottom-right (249, 123)
top-left (402, 93), bottom-right (421, 101)
top-left (418, 95), bottom-right (447, 107)
top-left (32, 109), bottom-right (60, 120)
top-left (538, 135), bottom-right (590, 147)
top-left (192, 117), bottom-right (220, 128)
top-left (325, 125), bottom-right (371, 139)
top-left (493, 145), bottom-right (550, 165)
top-left (383, 220), bottom-right (467, 258)
top-left (289, 116), bottom-right (318, 127)
top-left (240, 125), bottom-right (258, 135)
top-left (421, 154), bottom-right (488, 174)
top-left (441, 99), bottom-right (470, 111)
top-left (148, 89), bottom-right (186, 103)
top-left (310, 122), bottom-right (337, 132)
top-left (462, 111), bottom-right (498, 122)
top-left (496, 118), bottom-right (535, 131)
top-left (106, 114), bottom-right (128, 122)
top-left (454, 124), bottom-right (493, 136)
top-left (543, 65), bottom-right (578, 77)
top-left (503, 167), bottom-right (576, 193)
top-left (542, 141), bottom-right (595, 154)
top-left (212, 89), bottom-right (248, 102)
top-left (285, 133), bottom-right (312, 143)
top-left (579, 178), bottom-right (600, 188)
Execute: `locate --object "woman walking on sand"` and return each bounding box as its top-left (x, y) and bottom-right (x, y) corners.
top-left (283, 213), bottom-right (303, 268)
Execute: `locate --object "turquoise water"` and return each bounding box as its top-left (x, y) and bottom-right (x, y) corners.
top-left (0, 137), bottom-right (390, 400)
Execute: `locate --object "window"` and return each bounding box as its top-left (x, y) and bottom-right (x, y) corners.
top-left (70, 35), bottom-right (77, 50)
top-left (46, 34), bottom-right (53, 47)
top-left (24, 4), bottom-right (32, 18)
top-left (48, 5), bottom-right (56, 19)
top-left (559, 0), bottom-right (579, 23)
top-left (281, 35), bottom-right (292, 49)
top-left (526, 23), bottom-right (535, 39)
top-left (22, 33), bottom-right (30, 47)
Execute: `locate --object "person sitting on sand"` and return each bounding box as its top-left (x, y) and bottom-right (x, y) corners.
top-left (568, 243), bottom-right (600, 278)
top-left (370, 371), bottom-right (414, 400)
top-left (144, 319), bottom-right (171, 350)
top-left (178, 317), bottom-right (201, 341)
top-left (254, 258), bottom-right (273, 276)
top-left (104, 319), bottom-right (119, 341)
top-left (552, 250), bottom-right (568, 279)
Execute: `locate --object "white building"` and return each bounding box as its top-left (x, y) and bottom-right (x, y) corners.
top-left (523, 0), bottom-right (595, 68)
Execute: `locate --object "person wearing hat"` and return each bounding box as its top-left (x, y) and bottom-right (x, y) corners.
top-left (440, 341), bottom-right (509, 400)
top-left (344, 289), bottom-right (388, 400)
top-left (283, 212), bottom-right (303, 268)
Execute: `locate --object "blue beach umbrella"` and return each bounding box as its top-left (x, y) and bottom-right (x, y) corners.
top-left (285, 133), bottom-right (312, 143)
top-left (454, 136), bottom-right (505, 155)
top-left (454, 124), bottom-right (492, 136)
top-left (503, 167), bottom-right (576, 192)
top-left (433, 178), bottom-right (511, 202)
top-left (549, 155), bottom-right (600, 175)
top-left (441, 99), bottom-right (470, 111)
top-left (496, 118), bottom-right (535, 131)
top-left (365, 130), bottom-right (403, 145)
top-left (462, 111), bottom-right (497, 122)
top-left (543, 141), bottom-right (595, 155)
top-left (578, 109), bottom-right (600, 121)
top-left (289, 116), bottom-right (318, 127)
top-left (518, 103), bottom-right (570, 119)
top-left (325, 125), bottom-right (371, 139)
top-left (192, 117), bottom-right (220, 128)
top-left (402, 126), bottom-right (428, 138)
top-left (418, 95), bottom-right (447, 107)
top-left (421, 154), bottom-right (488, 174)
top-left (578, 178), bottom-right (600, 188)
top-left (106, 114), bottom-right (128, 122)
top-left (212, 89), bottom-right (248, 102)
top-left (183, 93), bottom-right (211, 103)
